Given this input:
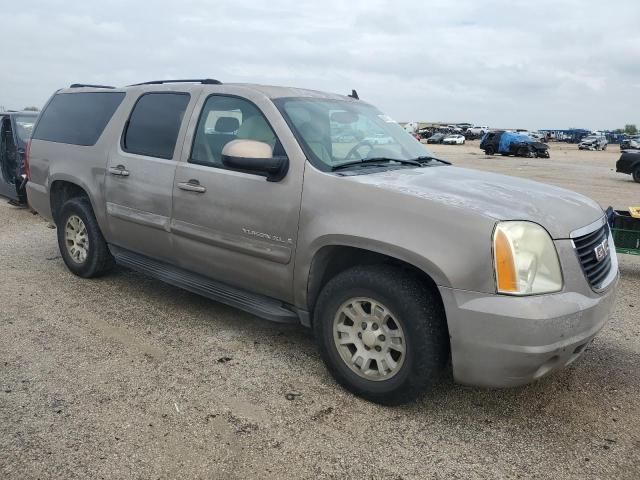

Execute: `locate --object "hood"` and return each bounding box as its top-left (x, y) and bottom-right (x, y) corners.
top-left (347, 166), bottom-right (603, 239)
top-left (530, 141), bottom-right (548, 150)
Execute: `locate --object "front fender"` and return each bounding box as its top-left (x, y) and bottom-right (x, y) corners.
top-left (293, 234), bottom-right (451, 312)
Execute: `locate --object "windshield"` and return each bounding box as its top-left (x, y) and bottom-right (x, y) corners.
top-left (276, 98), bottom-right (437, 171)
top-left (14, 115), bottom-right (37, 145)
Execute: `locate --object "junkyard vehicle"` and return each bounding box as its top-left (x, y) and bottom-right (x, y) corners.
top-left (578, 135), bottom-right (608, 151)
top-left (442, 134), bottom-right (465, 145)
top-left (480, 130), bottom-right (550, 158)
top-left (0, 111), bottom-right (38, 204)
top-left (467, 125), bottom-right (488, 136)
top-left (616, 150), bottom-right (640, 183)
top-left (426, 133), bottom-right (446, 144)
top-left (26, 80), bottom-right (618, 404)
top-left (620, 136), bottom-right (640, 151)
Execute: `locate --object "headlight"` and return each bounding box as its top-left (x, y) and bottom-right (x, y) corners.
top-left (493, 221), bottom-right (563, 295)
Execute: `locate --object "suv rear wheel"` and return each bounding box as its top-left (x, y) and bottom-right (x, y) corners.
top-left (314, 265), bottom-right (449, 404)
top-left (56, 197), bottom-right (114, 278)
top-left (633, 166), bottom-right (640, 183)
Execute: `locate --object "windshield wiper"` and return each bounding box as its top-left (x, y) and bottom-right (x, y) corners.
top-left (332, 157), bottom-right (422, 171)
top-left (410, 155), bottom-right (451, 165)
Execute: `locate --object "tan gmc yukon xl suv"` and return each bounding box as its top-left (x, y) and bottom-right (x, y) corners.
top-left (26, 79), bottom-right (618, 404)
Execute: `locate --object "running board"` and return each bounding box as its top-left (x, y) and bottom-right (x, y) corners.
top-left (109, 245), bottom-right (300, 324)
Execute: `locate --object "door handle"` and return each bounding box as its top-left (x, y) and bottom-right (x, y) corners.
top-left (178, 179), bottom-right (206, 193)
top-left (109, 165), bottom-right (129, 177)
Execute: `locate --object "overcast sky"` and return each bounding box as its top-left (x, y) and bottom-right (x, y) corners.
top-left (1, 0), bottom-right (638, 129)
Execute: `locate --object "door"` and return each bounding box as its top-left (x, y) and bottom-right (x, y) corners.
top-left (105, 91), bottom-right (193, 261)
top-left (170, 94), bottom-right (304, 302)
top-left (0, 116), bottom-right (18, 200)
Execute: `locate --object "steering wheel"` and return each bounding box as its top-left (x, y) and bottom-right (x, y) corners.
top-left (345, 140), bottom-right (374, 160)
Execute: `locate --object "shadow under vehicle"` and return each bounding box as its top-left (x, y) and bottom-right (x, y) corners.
top-left (0, 111), bottom-right (38, 204)
top-left (480, 130), bottom-right (550, 158)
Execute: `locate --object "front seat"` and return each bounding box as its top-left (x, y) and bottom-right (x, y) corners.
top-left (207, 116), bottom-right (240, 164)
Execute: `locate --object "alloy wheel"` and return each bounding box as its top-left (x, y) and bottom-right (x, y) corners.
top-left (65, 214), bottom-right (89, 263)
top-left (333, 297), bottom-right (406, 381)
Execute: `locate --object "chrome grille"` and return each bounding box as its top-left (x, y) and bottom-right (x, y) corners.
top-left (573, 223), bottom-right (612, 289)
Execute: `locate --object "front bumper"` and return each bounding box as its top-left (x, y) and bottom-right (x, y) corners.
top-left (439, 275), bottom-right (618, 388)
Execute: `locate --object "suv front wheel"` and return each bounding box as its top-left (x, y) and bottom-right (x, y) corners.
top-left (314, 265), bottom-right (449, 404)
top-left (56, 197), bottom-right (114, 278)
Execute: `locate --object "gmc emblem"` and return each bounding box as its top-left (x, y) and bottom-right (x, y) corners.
top-left (594, 239), bottom-right (610, 262)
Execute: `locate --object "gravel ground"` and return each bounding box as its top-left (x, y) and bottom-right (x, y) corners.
top-left (1, 141), bottom-right (639, 479)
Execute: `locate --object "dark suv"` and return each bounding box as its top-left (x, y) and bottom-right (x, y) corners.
top-left (0, 111), bottom-right (38, 204)
top-left (480, 130), bottom-right (550, 158)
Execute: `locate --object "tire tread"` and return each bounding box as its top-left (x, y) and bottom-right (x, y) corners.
top-left (314, 264), bottom-right (449, 405)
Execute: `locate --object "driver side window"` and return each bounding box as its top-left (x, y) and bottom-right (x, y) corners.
top-left (190, 96), bottom-right (280, 169)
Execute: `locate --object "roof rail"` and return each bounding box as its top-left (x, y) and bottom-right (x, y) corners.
top-left (69, 83), bottom-right (116, 89)
top-left (129, 79), bottom-right (222, 86)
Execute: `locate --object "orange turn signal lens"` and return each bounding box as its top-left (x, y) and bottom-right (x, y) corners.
top-left (494, 228), bottom-right (518, 293)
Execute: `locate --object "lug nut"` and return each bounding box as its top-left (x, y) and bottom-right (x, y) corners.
top-left (378, 334), bottom-right (386, 342)
top-left (375, 346), bottom-right (382, 352)
top-left (357, 332), bottom-right (362, 339)
top-left (372, 323), bottom-right (379, 330)
top-left (364, 345), bottom-right (370, 351)
top-left (361, 322), bottom-right (367, 330)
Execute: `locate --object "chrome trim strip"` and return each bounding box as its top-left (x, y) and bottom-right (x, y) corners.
top-left (171, 219), bottom-right (292, 264)
top-left (106, 202), bottom-right (170, 232)
top-left (570, 215), bottom-right (606, 239)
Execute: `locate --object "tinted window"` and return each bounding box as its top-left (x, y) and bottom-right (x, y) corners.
top-left (190, 95), bottom-right (279, 168)
top-left (33, 92), bottom-right (125, 146)
top-left (123, 93), bottom-right (190, 159)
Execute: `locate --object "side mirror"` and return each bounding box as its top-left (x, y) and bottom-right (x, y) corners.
top-left (221, 140), bottom-right (288, 182)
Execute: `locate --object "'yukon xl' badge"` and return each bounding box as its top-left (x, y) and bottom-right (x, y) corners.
top-left (594, 239), bottom-right (610, 262)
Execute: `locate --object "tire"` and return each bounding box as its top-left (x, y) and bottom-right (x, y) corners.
top-left (485, 145), bottom-right (495, 155)
top-left (56, 196), bottom-right (114, 278)
top-left (313, 265), bottom-right (449, 405)
top-left (633, 166), bottom-right (640, 183)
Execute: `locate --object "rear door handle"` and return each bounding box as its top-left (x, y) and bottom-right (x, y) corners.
top-left (109, 165), bottom-right (129, 177)
top-left (178, 179), bottom-right (206, 193)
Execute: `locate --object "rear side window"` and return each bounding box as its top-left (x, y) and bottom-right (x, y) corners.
top-left (33, 92), bottom-right (125, 146)
top-left (122, 93), bottom-right (190, 159)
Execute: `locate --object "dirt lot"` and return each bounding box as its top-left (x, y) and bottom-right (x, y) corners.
top-left (1, 141), bottom-right (639, 479)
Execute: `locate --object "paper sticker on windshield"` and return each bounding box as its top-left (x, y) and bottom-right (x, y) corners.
top-left (378, 114), bottom-right (397, 123)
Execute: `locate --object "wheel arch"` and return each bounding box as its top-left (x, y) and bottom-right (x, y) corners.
top-left (303, 239), bottom-right (449, 325)
top-left (49, 177), bottom-right (94, 225)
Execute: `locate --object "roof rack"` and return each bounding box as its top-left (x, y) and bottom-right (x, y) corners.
top-left (129, 79), bottom-right (222, 86)
top-left (69, 83), bottom-right (115, 89)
